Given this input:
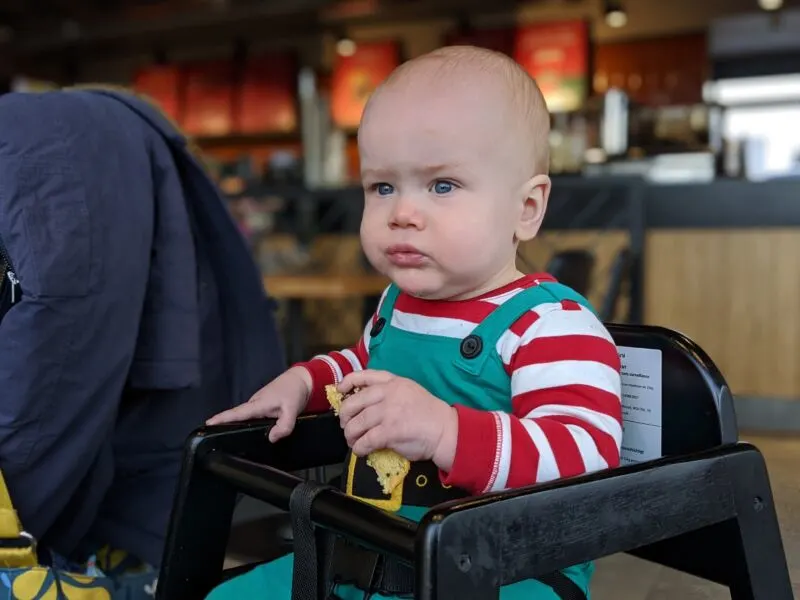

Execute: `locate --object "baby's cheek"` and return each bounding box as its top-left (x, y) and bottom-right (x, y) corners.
top-left (359, 227), bottom-right (384, 261)
top-left (439, 224), bottom-right (489, 259)
top-left (362, 246), bottom-right (387, 275)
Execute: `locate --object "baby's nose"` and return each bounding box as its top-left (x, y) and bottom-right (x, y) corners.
top-left (389, 196), bottom-right (424, 229)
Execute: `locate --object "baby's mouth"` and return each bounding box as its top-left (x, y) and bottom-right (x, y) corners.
top-left (385, 245), bottom-right (428, 267)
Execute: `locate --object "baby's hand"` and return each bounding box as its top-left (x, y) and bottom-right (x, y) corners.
top-left (337, 370), bottom-right (458, 469)
top-left (206, 367), bottom-right (312, 443)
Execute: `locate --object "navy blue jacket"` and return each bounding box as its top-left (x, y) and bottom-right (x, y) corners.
top-left (0, 89), bottom-right (285, 566)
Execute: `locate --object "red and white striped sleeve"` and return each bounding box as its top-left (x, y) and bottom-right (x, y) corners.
top-left (297, 287), bottom-right (390, 413)
top-left (440, 299), bottom-right (622, 495)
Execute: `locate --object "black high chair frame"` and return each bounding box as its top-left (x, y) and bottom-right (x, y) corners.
top-left (156, 324), bottom-right (794, 600)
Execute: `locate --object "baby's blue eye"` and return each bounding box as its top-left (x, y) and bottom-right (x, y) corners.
top-left (433, 181), bottom-right (454, 194)
top-left (376, 183), bottom-right (395, 196)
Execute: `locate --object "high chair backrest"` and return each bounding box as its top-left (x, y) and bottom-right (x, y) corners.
top-left (608, 323), bottom-right (738, 465)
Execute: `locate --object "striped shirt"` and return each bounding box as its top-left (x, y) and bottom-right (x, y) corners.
top-left (298, 274), bottom-right (622, 496)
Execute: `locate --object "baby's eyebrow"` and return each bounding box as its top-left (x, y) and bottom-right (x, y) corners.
top-left (416, 164), bottom-right (460, 177)
top-left (361, 167), bottom-right (396, 181)
top-left (361, 163), bottom-right (462, 181)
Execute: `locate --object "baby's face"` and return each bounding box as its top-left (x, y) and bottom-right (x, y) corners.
top-left (358, 70), bottom-right (531, 300)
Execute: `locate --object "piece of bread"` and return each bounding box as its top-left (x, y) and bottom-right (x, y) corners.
top-left (367, 449), bottom-right (412, 496)
top-left (325, 383), bottom-right (362, 414)
top-left (325, 384), bottom-right (345, 415)
top-left (325, 384), bottom-right (411, 495)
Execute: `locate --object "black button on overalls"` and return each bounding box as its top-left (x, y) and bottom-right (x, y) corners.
top-left (370, 317), bottom-right (386, 337)
top-left (460, 334), bottom-right (483, 359)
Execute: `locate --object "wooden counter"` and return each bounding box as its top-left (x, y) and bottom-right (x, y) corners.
top-left (645, 228), bottom-right (800, 400)
top-left (638, 179), bottom-right (800, 402)
top-left (264, 273), bottom-right (388, 300)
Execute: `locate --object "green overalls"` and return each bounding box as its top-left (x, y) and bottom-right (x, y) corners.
top-left (206, 279), bottom-right (595, 600)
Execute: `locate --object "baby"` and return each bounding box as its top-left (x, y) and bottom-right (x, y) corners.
top-left (206, 45), bottom-right (622, 600)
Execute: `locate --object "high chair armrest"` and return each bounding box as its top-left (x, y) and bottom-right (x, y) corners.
top-left (414, 443), bottom-right (772, 600)
top-left (191, 411), bottom-right (349, 472)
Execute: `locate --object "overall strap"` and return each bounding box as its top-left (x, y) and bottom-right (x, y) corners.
top-left (454, 280), bottom-right (595, 376)
top-left (537, 281), bottom-right (597, 316)
top-left (368, 284), bottom-right (401, 352)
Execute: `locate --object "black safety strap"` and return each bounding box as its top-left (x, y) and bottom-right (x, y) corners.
top-left (536, 571), bottom-right (588, 600)
top-left (290, 481), bottom-right (335, 600)
top-left (373, 556), bottom-right (415, 597)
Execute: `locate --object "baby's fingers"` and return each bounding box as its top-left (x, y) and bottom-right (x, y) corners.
top-left (338, 370), bottom-right (393, 394)
top-left (206, 400), bottom-right (275, 425)
top-left (268, 411), bottom-right (298, 443)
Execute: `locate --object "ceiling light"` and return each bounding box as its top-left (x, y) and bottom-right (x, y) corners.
top-left (336, 37), bottom-right (357, 58)
top-left (605, 8), bottom-right (627, 28)
top-left (604, 0), bottom-right (628, 28)
top-left (758, 0), bottom-right (783, 10)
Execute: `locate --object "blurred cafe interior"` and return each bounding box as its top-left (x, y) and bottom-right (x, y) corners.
top-left (3, 0), bottom-right (800, 596)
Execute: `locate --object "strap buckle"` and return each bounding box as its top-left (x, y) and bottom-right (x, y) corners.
top-left (0, 530), bottom-right (36, 551)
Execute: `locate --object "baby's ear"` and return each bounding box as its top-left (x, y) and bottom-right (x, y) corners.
top-left (515, 174), bottom-right (551, 242)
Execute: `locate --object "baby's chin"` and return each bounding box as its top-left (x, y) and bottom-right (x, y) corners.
top-left (386, 268), bottom-right (467, 301)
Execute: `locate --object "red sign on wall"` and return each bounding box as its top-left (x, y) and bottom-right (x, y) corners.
top-left (513, 20), bottom-right (590, 113)
top-left (594, 33), bottom-right (708, 106)
top-left (182, 60), bottom-right (235, 136)
top-left (331, 41), bottom-right (400, 129)
top-left (133, 65), bottom-right (182, 123)
top-left (237, 52), bottom-right (298, 134)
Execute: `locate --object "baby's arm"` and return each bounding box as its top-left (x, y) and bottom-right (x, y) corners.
top-left (440, 300), bottom-right (622, 495)
top-left (295, 288), bottom-right (389, 413)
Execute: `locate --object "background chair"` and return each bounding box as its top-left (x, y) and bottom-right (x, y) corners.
top-left (545, 248), bottom-right (595, 297)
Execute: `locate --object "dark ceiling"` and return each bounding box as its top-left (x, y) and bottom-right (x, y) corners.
top-left (0, 0), bottom-right (526, 58)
